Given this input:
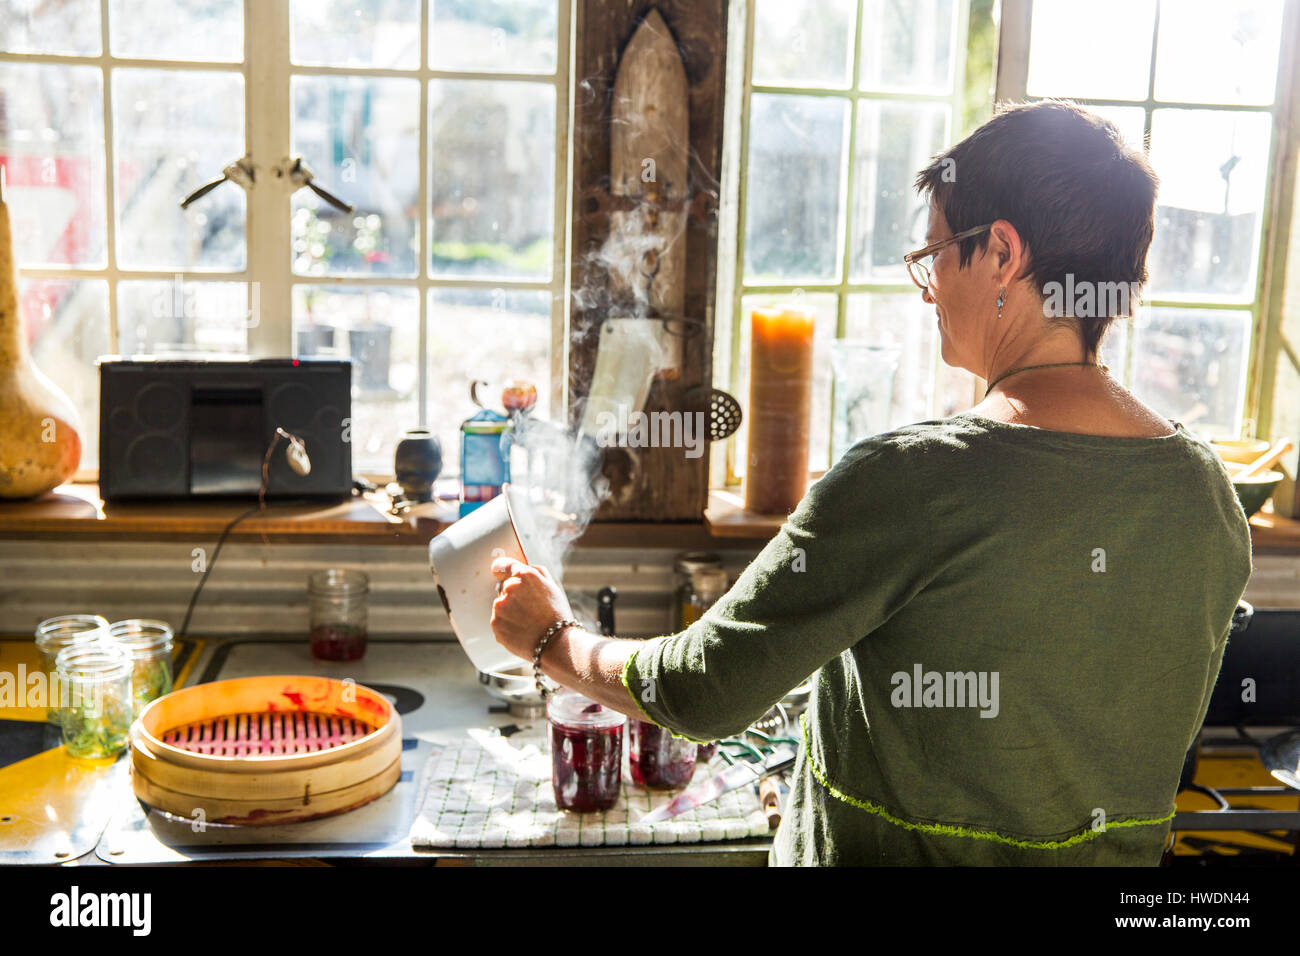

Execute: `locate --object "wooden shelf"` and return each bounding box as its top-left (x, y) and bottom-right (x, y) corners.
top-left (702, 488), bottom-right (787, 539)
top-left (0, 483), bottom-right (772, 550)
top-left (5, 483), bottom-right (1288, 554)
top-left (0, 483), bottom-right (448, 542)
top-left (1245, 508), bottom-right (1300, 553)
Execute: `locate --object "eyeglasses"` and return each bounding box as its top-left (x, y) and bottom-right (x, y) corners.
top-left (903, 223), bottom-right (994, 290)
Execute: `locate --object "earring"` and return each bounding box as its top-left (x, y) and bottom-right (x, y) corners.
top-left (996, 287), bottom-right (1006, 321)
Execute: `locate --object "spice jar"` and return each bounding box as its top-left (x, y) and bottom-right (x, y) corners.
top-left (35, 614), bottom-right (110, 725)
top-left (55, 642), bottom-right (133, 759)
top-left (110, 619), bottom-right (174, 716)
top-left (548, 689), bottom-right (625, 812)
top-left (308, 569), bottom-right (369, 661)
top-left (672, 552), bottom-right (722, 630)
top-left (628, 719), bottom-right (697, 789)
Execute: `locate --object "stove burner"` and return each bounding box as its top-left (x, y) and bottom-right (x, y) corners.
top-left (363, 684), bottom-right (424, 716)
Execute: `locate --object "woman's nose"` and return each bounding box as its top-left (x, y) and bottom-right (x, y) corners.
top-left (921, 285), bottom-right (936, 306)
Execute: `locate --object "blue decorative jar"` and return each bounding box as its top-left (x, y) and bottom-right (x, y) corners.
top-left (394, 428), bottom-right (443, 503)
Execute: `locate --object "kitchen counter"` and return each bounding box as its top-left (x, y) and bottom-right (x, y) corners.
top-left (0, 637), bottom-right (772, 867)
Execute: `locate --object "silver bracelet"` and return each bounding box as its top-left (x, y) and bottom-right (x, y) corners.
top-left (533, 618), bottom-right (579, 699)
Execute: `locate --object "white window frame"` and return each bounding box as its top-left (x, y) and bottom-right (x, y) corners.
top-left (713, 0), bottom-right (975, 489)
top-left (4, 0), bottom-right (574, 474)
top-left (995, 0), bottom-right (1299, 440)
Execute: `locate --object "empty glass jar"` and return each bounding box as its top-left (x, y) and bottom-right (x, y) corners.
top-left (55, 642), bottom-right (133, 759)
top-left (548, 690), bottom-right (625, 812)
top-left (110, 619), bottom-right (174, 716)
top-left (308, 569), bottom-right (369, 661)
top-left (672, 552), bottom-right (722, 630)
top-left (35, 614), bottom-right (110, 725)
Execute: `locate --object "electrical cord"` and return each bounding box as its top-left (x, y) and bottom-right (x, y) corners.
top-left (177, 427), bottom-right (322, 637)
top-left (178, 502), bottom-right (263, 638)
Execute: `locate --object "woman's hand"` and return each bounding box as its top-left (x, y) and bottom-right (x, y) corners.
top-left (490, 555), bottom-right (575, 660)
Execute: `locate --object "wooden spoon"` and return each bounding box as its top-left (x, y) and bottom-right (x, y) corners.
top-left (1237, 439), bottom-right (1294, 480)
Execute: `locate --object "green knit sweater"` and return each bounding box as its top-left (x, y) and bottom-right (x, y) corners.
top-left (624, 412), bottom-right (1252, 865)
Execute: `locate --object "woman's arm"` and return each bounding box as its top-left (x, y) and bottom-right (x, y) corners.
top-left (488, 435), bottom-right (932, 741)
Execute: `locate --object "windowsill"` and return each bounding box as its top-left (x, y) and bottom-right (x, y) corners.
top-left (0, 483), bottom-right (768, 550)
top-left (4, 483), bottom-right (1291, 553)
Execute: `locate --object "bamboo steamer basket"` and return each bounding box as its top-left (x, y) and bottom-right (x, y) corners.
top-left (130, 675), bottom-right (401, 825)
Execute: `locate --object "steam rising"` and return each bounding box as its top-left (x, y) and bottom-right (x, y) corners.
top-left (505, 15), bottom-right (720, 593)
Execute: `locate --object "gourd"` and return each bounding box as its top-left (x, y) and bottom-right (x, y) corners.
top-left (0, 176), bottom-right (82, 498)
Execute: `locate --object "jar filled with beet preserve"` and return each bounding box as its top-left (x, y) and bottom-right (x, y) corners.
top-left (308, 569), bottom-right (369, 661)
top-left (548, 690), bottom-right (625, 812)
top-left (628, 719), bottom-right (697, 789)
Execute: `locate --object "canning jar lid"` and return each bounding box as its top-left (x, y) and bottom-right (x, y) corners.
top-left (35, 614), bottom-right (110, 654)
top-left (691, 567), bottom-right (729, 594)
top-left (308, 569), bottom-right (370, 595)
top-left (547, 690), bottom-right (626, 731)
top-left (674, 552), bottom-right (721, 576)
top-left (110, 619), bottom-right (174, 654)
top-left (55, 642), bottom-right (132, 683)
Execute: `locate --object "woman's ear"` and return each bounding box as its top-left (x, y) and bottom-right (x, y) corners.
top-left (988, 219), bottom-right (1030, 284)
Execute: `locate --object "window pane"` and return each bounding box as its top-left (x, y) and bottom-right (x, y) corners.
top-left (428, 287), bottom-right (552, 477)
top-left (291, 0), bottom-right (420, 69)
top-left (737, 293), bottom-right (835, 474)
top-left (1154, 0), bottom-right (1284, 107)
top-left (0, 64), bottom-right (106, 267)
top-left (19, 278), bottom-right (109, 467)
top-left (1, 0), bottom-right (100, 55)
top-left (846, 292), bottom-right (938, 427)
top-left (850, 101), bottom-right (949, 282)
top-left (752, 0), bottom-right (855, 89)
top-left (1099, 316), bottom-right (1130, 382)
top-left (744, 94), bottom-right (847, 283)
top-left (859, 0), bottom-right (957, 94)
top-left (112, 69), bottom-right (245, 271)
top-left (1129, 307), bottom-right (1250, 438)
top-left (431, 0), bottom-right (558, 74)
top-left (1147, 109), bottom-right (1271, 300)
top-left (291, 75), bottom-right (419, 277)
top-left (1087, 106), bottom-right (1146, 151)
top-left (429, 80), bottom-right (555, 280)
top-left (936, 361), bottom-right (976, 419)
top-left (294, 285), bottom-right (419, 472)
top-left (1027, 0), bottom-right (1156, 101)
top-left (117, 280), bottom-right (248, 354)
top-left (109, 0), bottom-right (242, 62)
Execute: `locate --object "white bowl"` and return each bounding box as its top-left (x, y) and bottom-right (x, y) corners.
top-left (429, 484), bottom-right (548, 674)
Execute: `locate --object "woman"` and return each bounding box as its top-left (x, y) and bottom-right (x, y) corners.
top-left (489, 102), bottom-right (1252, 865)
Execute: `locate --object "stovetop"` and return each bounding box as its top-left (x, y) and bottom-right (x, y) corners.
top-left (96, 638), bottom-right (539, 864)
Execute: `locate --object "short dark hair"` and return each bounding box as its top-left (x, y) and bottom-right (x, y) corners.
top-left (915, 101), bottom-right (1158, 357)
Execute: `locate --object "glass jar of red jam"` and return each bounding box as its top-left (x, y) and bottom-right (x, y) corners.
top-left (308, 569), bottom-right (369, 661)
top-left (548, 690), bottom-right (625, 812)
top-left (628, 718), bottom-right (697, 789)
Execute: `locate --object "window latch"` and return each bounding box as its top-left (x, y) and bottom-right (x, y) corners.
top-left (278, 155), bottom-right (355, 214)
top-left (179, 154), bottom-right (255, 209)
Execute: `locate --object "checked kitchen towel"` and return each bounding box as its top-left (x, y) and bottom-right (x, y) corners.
top-left (409, 728), bottom-right (773, 848)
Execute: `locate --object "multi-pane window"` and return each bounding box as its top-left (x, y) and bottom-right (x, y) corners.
top-left (0, 0), bottom-right (568, 474)
top-left (721, 0), bottom-right (977, 482)
top-left (1012, 0), bottom-right (1289, 439)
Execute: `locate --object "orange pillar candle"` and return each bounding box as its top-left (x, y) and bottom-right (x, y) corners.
top-left (744, 306), bottom-right (815, 515)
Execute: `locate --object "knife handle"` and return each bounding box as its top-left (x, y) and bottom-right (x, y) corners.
top-left (759, 776), bottom-right (782, 829)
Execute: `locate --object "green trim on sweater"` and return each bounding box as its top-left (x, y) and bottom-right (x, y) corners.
top-left (798, 714), bottom-right (1176, 851)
